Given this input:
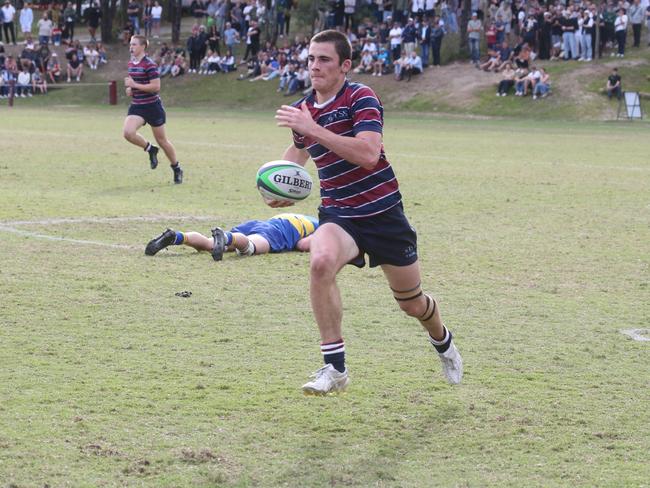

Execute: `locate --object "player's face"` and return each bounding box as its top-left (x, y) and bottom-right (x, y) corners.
top-left (307, 42), bottom-right (351, 94)
top-left (129, 38), bottom-right (145, 57)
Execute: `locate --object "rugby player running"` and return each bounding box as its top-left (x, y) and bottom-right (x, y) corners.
top-left (123, 35), bottom-right (183, 184)
top-left (272, 30), bottom-right (463, 395)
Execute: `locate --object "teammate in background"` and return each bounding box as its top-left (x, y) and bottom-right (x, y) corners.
top-left (123, 35), bottom-right (183, 184)
top-left (145, 213), bottom-right (319, 260)
top-left (272, 30), bottom-right (463, 395)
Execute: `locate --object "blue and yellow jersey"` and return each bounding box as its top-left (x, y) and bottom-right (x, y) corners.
top-left (230, 214), bottom-right (319, 252)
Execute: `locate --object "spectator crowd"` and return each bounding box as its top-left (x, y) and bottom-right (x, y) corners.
top-left (1, 1), bottom-right (109, 98)
top-left (2, 0), bottom-right (649, 100)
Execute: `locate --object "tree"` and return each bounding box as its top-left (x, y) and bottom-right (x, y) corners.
top-left (171, 0), bottom-right (182, 44)
top-left (100, 0), bottom-right (119, 43)
top-left (459, 0), bottom-right (471, 49)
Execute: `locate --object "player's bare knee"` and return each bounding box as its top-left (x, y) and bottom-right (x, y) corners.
top-left (392, 283), bottom-right (427, 317)
top-left (123, 129), bottom-right (136, 141)
top-left (310, 253), bottom-right (337, 281)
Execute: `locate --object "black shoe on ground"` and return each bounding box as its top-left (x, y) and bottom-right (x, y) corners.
top-left (145, 228), bottom-right (176, 255)
top-left (148, 145), bottom-right (159, 169)
top-left (211, 227), bottom-right (226, 261)
top-left (173, 166), bottom-right (183, 184)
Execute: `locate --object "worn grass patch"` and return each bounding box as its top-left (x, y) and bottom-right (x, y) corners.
top-left (1, 108), bottom-right (649, 487)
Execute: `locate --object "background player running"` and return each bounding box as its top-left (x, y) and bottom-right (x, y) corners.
top-left (145, 213), bottom-right (319, 260)
top-left (123, 34), bottom-right (184, 184)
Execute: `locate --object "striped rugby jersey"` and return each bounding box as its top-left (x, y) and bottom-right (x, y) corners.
top-left (128, 55), bottom-right (160, 105)
top-left (292, 81), bottom-right (402, 218)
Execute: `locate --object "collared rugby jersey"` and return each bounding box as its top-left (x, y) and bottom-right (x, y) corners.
top-left (292, 81), bottom-right (402, 219)
top-left (128, 56), bottom-right (160, 105)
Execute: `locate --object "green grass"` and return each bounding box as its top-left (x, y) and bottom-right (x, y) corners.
top-left (1, 109), bottom-right (649, 487)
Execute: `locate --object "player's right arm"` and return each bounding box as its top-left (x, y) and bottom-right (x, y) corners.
top-left (282, 144), bottom-right (310, 167)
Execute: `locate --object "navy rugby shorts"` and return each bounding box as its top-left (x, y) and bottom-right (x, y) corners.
top-left (318, 203), bottom-right (418, 268)
top-left (127, 100), bottom-right (166, 127)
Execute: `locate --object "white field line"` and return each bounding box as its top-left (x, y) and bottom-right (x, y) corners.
top-left (620, 329), bottom-right (650, 342)
top-left (0, 215), bottom-right (220, 250)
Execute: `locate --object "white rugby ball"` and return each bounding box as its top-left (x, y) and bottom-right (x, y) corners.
top-left (256, 160), bottom-right (313, 202)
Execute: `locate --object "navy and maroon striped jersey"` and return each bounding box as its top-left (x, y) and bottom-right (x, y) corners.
top-left (292, 81), bottom-right (401, 219)
top-left (128, 56), bottom-right (160, 105)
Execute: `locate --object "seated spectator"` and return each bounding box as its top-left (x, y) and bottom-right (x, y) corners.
top-left (0, 71), bottom-right (6, 98)
top-left (521, 65), bottom-right (541, 96)
top-left (17, 68), bottom-right (32, 97)
top-left (513, 42), bottom-right (531, 69)
top-left (170, 53), bottom-right (187, 77)
top-left (198, 50), bottom-right (212, 74)
top-left (32, 68), bottom-right (47, 94)
top-left (373, 46), bottom-right (390, 76)
top-left (533, 68), bottom-right (550, 99)
top-left (606, 67), bottom-right (622, 100)
top-left (5, 55), bottom-right (18, 78)
top-left (47, 53), bottom-right (61, 82)
top-left (66, 53), bottom-right (83, 82)
top-left (220, 51), bottom-right (236, 72)
top-left (495, 41), bottom-right (513, 71)
top-left (496, 63), bottom-right (515, 96)
top-left (353, 50), bottom-right (374, 74)
top-left (277, 62), bottom-right (296, 92)
top-left (206, 51), bottom-right (221, 74)
top-left (402, 50), bottom-right (423, 81)
top-left (479, 47), bottom-right (501, 71)
top-left (84, 43), bottom-right (99, 70)
top-left (238, 53), bottom-right (261, 79)
top-left (514, 67), bottom-right (529, 96)
top-left (159, 52), bottom-right (174, 77)
top-left (286, 67), bottom-right (309, 96)
top-left (96, 43), bottom-right (108, 64)
top-left (393, 52), bottom-right (408, 80)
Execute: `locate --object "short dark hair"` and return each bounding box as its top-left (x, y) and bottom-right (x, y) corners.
top-left (131, 35), bottom-right (149, 48)
top-left (310, 30), bottom-right (352, 65)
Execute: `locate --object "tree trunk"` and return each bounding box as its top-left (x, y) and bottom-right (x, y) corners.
top-left (171, 0), bottom-right (182, 44)
top-left (100, 0), bottom-right (118, 43)
top-left (459, 0), bottom-right (471, 49)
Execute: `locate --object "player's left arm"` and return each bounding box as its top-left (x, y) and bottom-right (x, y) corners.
top-left (295, 234), bottom-right (313, 252)
top-left (125, 77), bottom-right (160, 93)
top-left (276, 102), bottom-right (382, 170)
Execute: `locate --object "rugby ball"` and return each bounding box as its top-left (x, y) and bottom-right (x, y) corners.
top-left (256, 160), bottom-right (313, 202)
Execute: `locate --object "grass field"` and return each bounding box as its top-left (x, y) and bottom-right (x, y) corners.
top-left (1, 108), bottom-right (649, 487)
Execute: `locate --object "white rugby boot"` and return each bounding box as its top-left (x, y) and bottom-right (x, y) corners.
top-left (302, 364), bottom-right (349, 395)
top-left (438, 341), bottom-right (463, 385)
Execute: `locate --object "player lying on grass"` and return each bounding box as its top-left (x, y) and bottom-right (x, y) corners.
top-left (145, 213), bottom-right (318, 261)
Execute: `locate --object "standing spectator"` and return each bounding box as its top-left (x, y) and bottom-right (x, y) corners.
top-left (606, 67), bottom-right (622, 99)
top-left (2, 0), bottom-right (17, 45)
top-left (207, 18), bottom-right (221, 55)
top-left (85, 2), bottom-right (101, 42)
top-left (410, 0), bottom-right (424, 23)
top-left (143, 0), bottom-right (153, 38)
top-left (151, 1), bottom-right (162, 41)
top-left (190, 0), bottom-right (207, 24)
top-left (63, 1), bottom-right (76, 42)
top-left (127, 1), bottom-right (141, 35)
top-left (388, 19), bottom-right (403, 61)
top-left (19, 2), bottom-right (33, 40)
top-left (646, 3), bottom-right (650, 47)
top-left (186, 28), bottom-right (202, 73)
top-left (401, 17), bottom-right (417, 54)
top-left (614, 8), bottom-right (628, 57)
top-left (468, 11), bottom-right (482, 65)
top-left (628, 0), bottom-right (643, 48)
top-left (431, 15), bottom-right (444, 67)
top-left (580, 10), bottom-right (594, 62)
top-left (37, 12), bottom-right (53, 46)
top-left (223, 21), bottom-right (239, 53)
top-left (344, 0), bottom-right (355, 31)
top-left (560, 9), bottom-right (578, 60)
top-left (419, 17), bottom-right (431, 67)
top-left (243, 19), bottom-right (260, 61)
top-left (284, 0), bottom-right (294, 35)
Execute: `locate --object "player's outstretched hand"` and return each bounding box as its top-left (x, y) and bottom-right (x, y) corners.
top-left (124, 76), bottom-right (134, 88)
top-left (263, 197), bottom-right (294, 208)
top-left (125, 87), bottom-right (132, 97)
